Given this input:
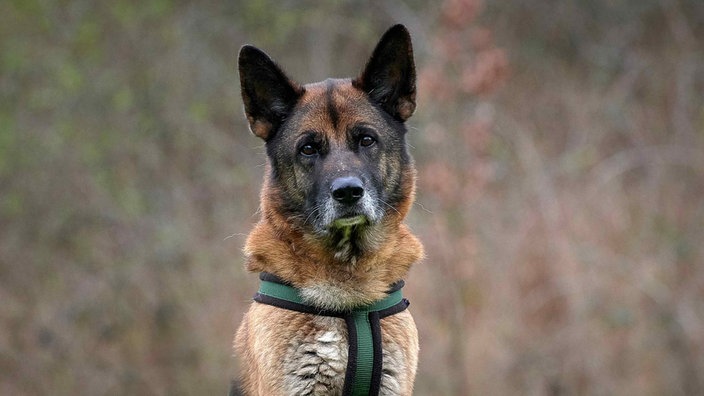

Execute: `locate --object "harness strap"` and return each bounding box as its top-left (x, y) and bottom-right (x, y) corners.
top-left (252, 272), bottom-right (409, 396)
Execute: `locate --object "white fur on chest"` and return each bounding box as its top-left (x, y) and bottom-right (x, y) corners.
top-left (299, 282), bottom-right (378, 311)
top-left (280, 315), bottom-right (410, 396)
top-left (283, 317), bottom-right (347, 395)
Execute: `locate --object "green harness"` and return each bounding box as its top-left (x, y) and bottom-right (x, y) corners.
top-left (253, 272), bottom-right (409, 396)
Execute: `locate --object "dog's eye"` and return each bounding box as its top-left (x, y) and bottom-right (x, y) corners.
top-left (299, 144), bottom-right (318, 156)
top-left (359, 135), bottom-right (376, 148)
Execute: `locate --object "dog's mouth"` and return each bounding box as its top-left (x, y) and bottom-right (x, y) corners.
top-left (317, 198), bottom-right (380, 232)
top-left (331, 214), bottom-right (368, 229)
top-left (311, 193), bottom-right (387, 260)
top-left (310, 191), bottom-right (383, 241)
top-left (325, 214), bottom-right (375, 262)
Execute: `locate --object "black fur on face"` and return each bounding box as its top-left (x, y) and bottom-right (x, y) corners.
top-left (270, 81), bottom-right (410, 220)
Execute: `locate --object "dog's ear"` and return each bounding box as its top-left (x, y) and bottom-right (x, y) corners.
top-left (354, 24), bottom-right (416, 122)
top-left (238, 45), bottom-right (303, 141)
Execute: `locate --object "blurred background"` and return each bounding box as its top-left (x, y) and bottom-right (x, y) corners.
top-left (1, 0), bottom-right (703, 394)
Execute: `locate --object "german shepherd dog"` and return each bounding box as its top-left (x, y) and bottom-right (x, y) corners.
top-left (234, 25), bottom-right (423, 395)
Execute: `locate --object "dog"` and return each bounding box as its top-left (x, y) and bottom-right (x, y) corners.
top-left (234, 24), bottom-right (424, 396)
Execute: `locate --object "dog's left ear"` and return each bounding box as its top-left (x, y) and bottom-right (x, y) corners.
top-left (354, 24), bottom-right (416, 122)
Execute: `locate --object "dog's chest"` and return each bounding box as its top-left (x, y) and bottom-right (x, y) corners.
top-left (281, 315), bottom-right (406, 396)
top-left (283, 317), bottom-right (347, 394)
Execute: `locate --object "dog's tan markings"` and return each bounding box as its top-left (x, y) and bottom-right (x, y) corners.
top-left (244, 208), bottom-right (423, 310)
top-left (235, 305), bottom-right (296, 394)
top-left (379, 310), bottom-right (419, 395)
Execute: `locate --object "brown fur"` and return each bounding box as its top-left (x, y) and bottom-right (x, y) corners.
top-left (234, 25), bottom-right (423, 395)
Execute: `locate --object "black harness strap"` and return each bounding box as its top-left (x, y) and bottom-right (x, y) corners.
top-left (252, 272), bottom-right (409, 396)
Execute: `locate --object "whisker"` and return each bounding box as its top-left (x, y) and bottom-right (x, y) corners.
top-left (303, 204), bottom-right (323, 225)
top-left (380, 199), bottom-right (401, 215)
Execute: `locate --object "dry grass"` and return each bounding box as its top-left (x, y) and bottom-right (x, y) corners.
top-left (408, 2), bottom-right (704, 393)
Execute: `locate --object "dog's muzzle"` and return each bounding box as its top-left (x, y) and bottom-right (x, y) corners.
top-left (331, 176), bottom-right (365, 205)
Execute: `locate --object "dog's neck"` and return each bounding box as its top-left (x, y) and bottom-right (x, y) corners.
top-left (243, 216), bottom-right (423, 311)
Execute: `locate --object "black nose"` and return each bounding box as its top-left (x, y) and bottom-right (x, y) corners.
top-left (331, 177), bottom-right (364, 205)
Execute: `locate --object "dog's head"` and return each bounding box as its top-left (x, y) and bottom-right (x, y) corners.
top-left (238, 25), bottom-right (416, 260)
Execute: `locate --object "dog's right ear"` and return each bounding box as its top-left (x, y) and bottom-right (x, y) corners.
top-left (238, 45), bottom-right (303, 141)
